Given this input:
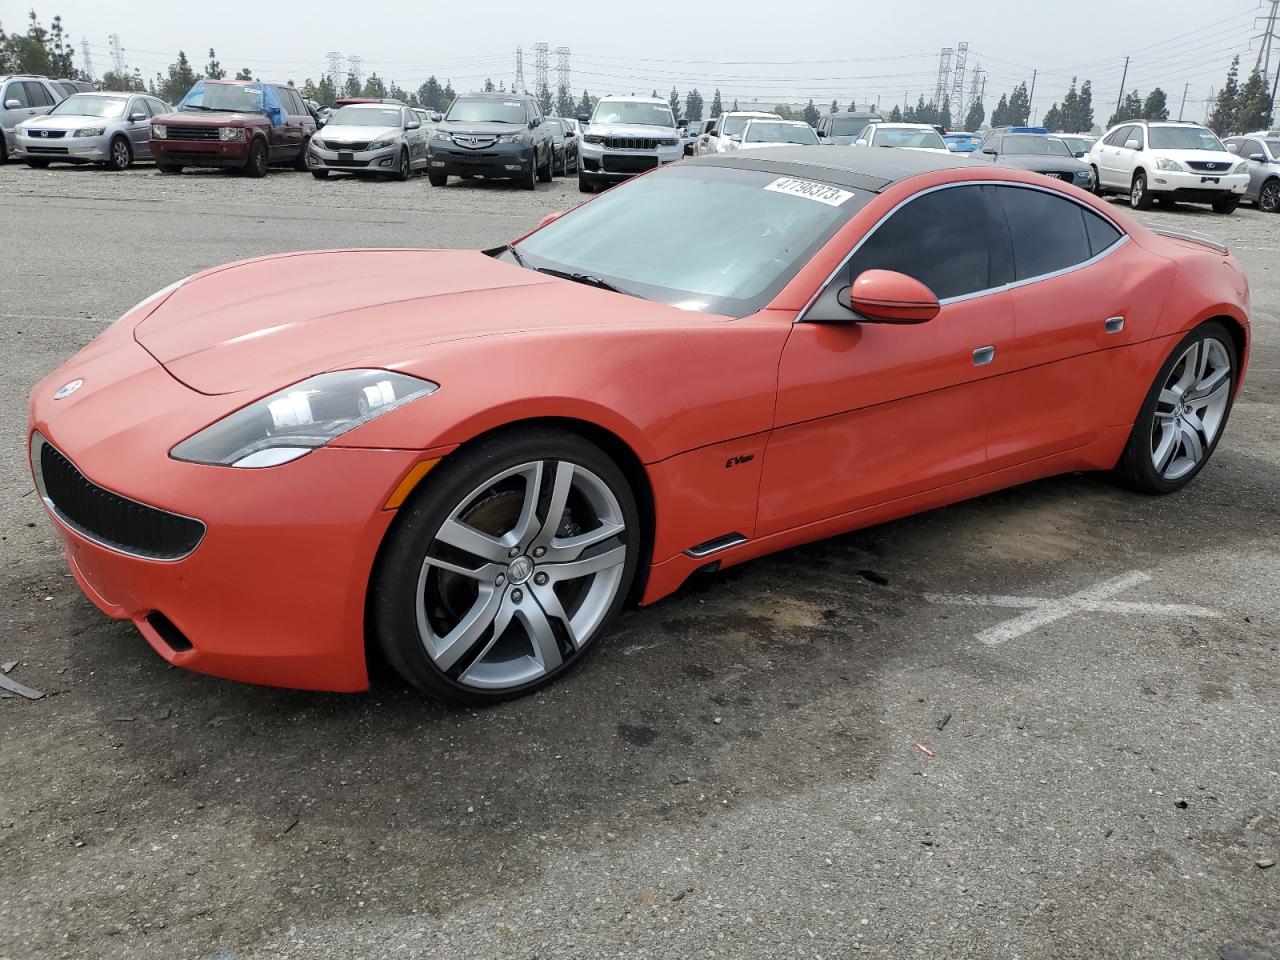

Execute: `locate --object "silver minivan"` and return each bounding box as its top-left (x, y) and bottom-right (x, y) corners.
top-left (1, 75), bottom-right (66, 162)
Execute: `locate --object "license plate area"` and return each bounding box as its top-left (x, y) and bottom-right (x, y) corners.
top-left (338, 152), bottom-right (354, 163)
top-left (1201, 176), bottom-right (1220, 184)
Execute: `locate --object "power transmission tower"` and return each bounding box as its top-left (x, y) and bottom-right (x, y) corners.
top-left (968, 64), bottom-right (984, 115)
top-left (80, 39), bottom-right (96, 81)
top-left (108, 34), bottom-right (126, 75)
top-left (555, 46), bottom-right (571, 97)
top-left (950, 42), bottom-right (968, 119)
top-left (1254, 0), bottom-right (1280, 91)
top-left (533, 42), bottom-right (550, 96)
top-left (933, 47), bottom-right (953, 108)
top-left (326, 51), bottom-right (345, 81)
top-left (347, 55), bottom-right (363, 88)
top-left (514, 46), bottom-right (525, 94)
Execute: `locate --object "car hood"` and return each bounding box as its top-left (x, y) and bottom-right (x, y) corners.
top-left (996, 154), bottom-right (1090, 173)
top-left (132, 249), bottom-right (710, 395)
top-left (153, 110), bottom-right (266, 126)
top-left (20, 113), bottom-right (121, 131)
top-left (585, 122), bottom-right (677, 138)
top-left (319, 123), bottom-right (398, 142)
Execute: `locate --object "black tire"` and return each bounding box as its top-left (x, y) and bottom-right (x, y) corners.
top-left (293, 141), bottom-right (311, 172)
top-left (557, 148), bottom-right (567, 177)
top-left (460, 172), bottom-right (474, 180)
top-left (521, 153), bottom-right (537, 190)
top-left (537, 145), bottom-right (553, 183)
top-left (1212, 195), bottom-right (1240, 215)
top-left (244, 138), bottom-right (269, 178)
top-left (578, 172), bottom-right (595, 194)
top-left (25, 159), bottom-right (50, 169)
top-left (1113, 320), bottom-right (1238, 495)
top-left (428, 170), bottom-right (447, 187)
top-left (0, 134), bottom-right (7, 164)
top-left (156, 161), bottom-right (183, 174)
top-left (393, 147), bottom-right (411, 182)
top-left (1129, 171), bottom-right (1153, 210)
top-left (105, 136), bottom-right (132, 172)
top-left (371, 427), bottom-right (641, 705)
top-left (1090, 165), bottom-right (1104, 196)
top-left (1259, 179), bottom-right (1280, 213)
top-left (311, 169), bottom-right (329, 179)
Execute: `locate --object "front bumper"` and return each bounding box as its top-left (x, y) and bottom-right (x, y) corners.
top-left (151, 139), bottom-right (250, 168)
top-left (308, 140), bottom-right (399, 172)
top-left (15, 131), bottom-right (110, 161)
top-left (1149, 169), bottom-right (1248, 197)
top-left (427, 139), bottom-right (532, 178)
top-left (578, 140), bottom-right (683, 181)
top-left (28, 340), bottom-right (434, 692)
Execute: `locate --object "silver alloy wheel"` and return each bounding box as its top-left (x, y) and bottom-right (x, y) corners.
top-left (1131, 175), bottom-right (1143, 206)
top-left (1261, 181), bottom-right (1280, 213)
top-left (415, 460), bottom-right (627, 690)
top-left (112, 139), bottom-right (129, 169)
top-left (1150, 337), bottom-right (1232, 481)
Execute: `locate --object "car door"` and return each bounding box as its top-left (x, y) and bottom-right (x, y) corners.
top-left (125, 96), bottom-right (151, 154)
top-left (1117, 125), bottom-right (1143, 186)
top-left (1239, 137), bottom-right (1268, 201)
top-left (1096, 126), bottom-right (1129, 187)
top-left (756, 183), bottom-right (1016, 536)
top-left (403, 108), bottom-right (425, 165)
top-left (1, 80), bottom-right (38, 144)
top-left (985, 183), bottom-right (1172, 467)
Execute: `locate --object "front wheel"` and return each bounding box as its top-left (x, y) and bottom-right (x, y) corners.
top-left (156, 161), bottom-right (183, 174)
top-left (578, 172), bottom-right (595, 194)
top-left (393, 148), bottom-right (411, 181)
top-left (371, 427), bottom-right (640, 705)
top-left (1212, 195), bottom-right (1240, 214)
top-left (521, 154), bottom-right (537, 190)
top-left (1114, 321), bottom-right (1238, 494)
top-left (105, 136), bottom-right (132, 171)
top-left (428, 170), bottom-right (447, 186)
top-left (244, 139), bottom-right (269, 178)
top-left (311, 169), bottom-right (329, 179)
top-left (25, 159), bottom-right (50, 169)
top-left (1130, 171), bottom-right (1153, 210)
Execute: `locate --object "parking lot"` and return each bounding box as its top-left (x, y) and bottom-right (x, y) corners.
top-left (1, 162), bottom-right (1278, 960)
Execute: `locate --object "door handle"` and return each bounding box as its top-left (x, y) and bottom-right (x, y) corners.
top-left (972, 345), bottom-right (996, 366)
top-left (1105, 316), bottom-right (1125, 334)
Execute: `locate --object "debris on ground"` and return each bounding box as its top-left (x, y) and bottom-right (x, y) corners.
top-left (1256, 858), bottom-right (1276, 869)
top-left (0, 669), bottom-right (44, 701)
top-left (1, 661), bottom-right (16, 674)
top-left (1175, 799), bottom-right (1190, 810)
top-left (858, 569), bottom-right (889, 586)
top-left (913, 741), bottom-right (935, 758)
top-left (936, 712), bottom-right (952, 732)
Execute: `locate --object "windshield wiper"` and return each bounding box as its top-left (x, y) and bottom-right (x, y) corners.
top-left (534, 266), bottom-right (623, 293)
top-left (504, 244), bottom-right (525, 267)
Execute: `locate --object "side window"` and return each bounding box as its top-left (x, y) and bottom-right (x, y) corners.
top-left (288, 90), bottom-right (304, 115)
top-left (998, 186), bottom-right (1094, 281)
top-left (1244, 138), bottom-right (1264, 159)
top-left (1083, 209), bottom-right (1122, 257)
top-left (1103, 126), bottom-right (1126, 147)
top-left (1131, 127), bottom-right (1145, 150)
top-left (846, 185), bottom-right (992, 301)
top-left (27, 81), bottom-right (55, 106)
top-left (3, 81), bottom-right (30, 107)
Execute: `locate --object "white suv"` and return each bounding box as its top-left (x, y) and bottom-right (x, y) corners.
top-left (577, 95), bottom-right (683, 193)
top-left (1088, 120), bottom-right (1248, 213)
top-left (698, 111), bottom-right (780, 155)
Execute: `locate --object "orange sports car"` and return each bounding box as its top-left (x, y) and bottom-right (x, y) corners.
top-left (28, 149), bottom-right (1250, 704)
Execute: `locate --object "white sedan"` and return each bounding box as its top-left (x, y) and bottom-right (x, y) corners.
top-left (722, 119), bottom-right (820, 152)
top-left (854, 122), bottom-right (951, 154)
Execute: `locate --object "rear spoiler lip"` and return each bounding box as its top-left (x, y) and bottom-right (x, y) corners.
top-left (1149, 224), bottom-right (1229, 256)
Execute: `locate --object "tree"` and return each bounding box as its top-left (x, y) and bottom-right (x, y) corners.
top-left (537, 80), bottom-right (553, 116)
top-left (684, 88), bottom-right (703, 122)
top-left (418, 76), bottom-right (444, 111)
top-left (101, 70), bottom-right (143, 92)
top-left (964, 98), bottom-right (984, 131)
top-left (830, 99), bottom-right (839, 114)
top-left (1142, 87), bottom-right (1168, 121)
top-left (668, 86), bottom-right (681, 120)
top-left (556, 82), bottom-right (574, 117)
top-left (731, 98), bottom-right (739, 111)
top-left (889, 105), bottom-right (904, 123)
top-left (1006, 82), bottom-right (1031, 125)
top-left (1, 10), bottom-right (78, 77)
top-left (1076, 80), bottom-right (1094, 132)
top-left (802, 99), bottom-right (820, 127)
top-left (1042, 103), bottom-right (1063, 131)
top-left (442, 81), bottom-right (456, 106)
top-left (939, 97), bottom-right (952, 129)
top-left (234, 67), bottom-right (252, 81)
top-left (205, 48), bottom-right (225, 80)
top-left (1235, 66), bottom-right (1273, 134)
top-left (774, 104), bottom-right (797, 120)
top-left (1107, 89), bottom-right (1142, 127)
top-left (991, 93), bottom-right (1010, 126)
top-left (483, 78), bottom-right (495, 93)
top-left (577, 89), bottom-right (594, 118)
top-left (362, 73), bottom-right (387, 98)
top-left (157, 50), bottom-right (199, 103)
top-left (316, 74), bottom-right (336, 105)
top-left (1210, 55), bottom-right (1241, 136)
top-left (710, 89), bottom-right (723, 117)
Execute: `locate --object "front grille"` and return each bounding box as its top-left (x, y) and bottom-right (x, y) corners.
top-left (450, 135), bottom-right (497, 149)
top-left (166, 125), bottom-right (221, 141)
top-left (600, 136), bottom-right (659, 150)
top-left (26, 146), bottom-right (69, 155)
top-left (603, 153), bottom-right (659, 173)
top-left (1188, 160), bottom-right (1231, 173)
top-left (328, 140), bottom-right (371, 151)
top-left (31, 130), bottom-right (66, 139)
top-left (1040, 171), bottom-right (1072, 181)
top-left (35, 435), bottom-right (205, 561)
top-left (325, 157), bottom-right (371, 167)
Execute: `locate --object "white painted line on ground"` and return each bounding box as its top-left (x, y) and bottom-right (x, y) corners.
top-left (924, 570), bottom-right (1221, 647)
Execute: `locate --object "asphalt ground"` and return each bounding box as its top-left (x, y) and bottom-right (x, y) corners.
top-left (0, 161), bottom-right (1277, 960)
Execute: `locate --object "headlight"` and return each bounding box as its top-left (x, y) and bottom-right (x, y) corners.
top-left (1155, 158), bottom-right (1184, 172)
top-left (153, 125), bottom-right (167, 139)
top-left (584, 134), bottom-right (604, 144)
top-left (219, 127), bottom-right (246, 142)
top-left (1233, 160), bottom-right (1248, 174)
top-left (659, 138), bottom-right (680, 147)
top-left (15, 123), bottom-right (28, 135)
top-left (368, 136), bottom-right (396, 150)
top-left (496, 133), bottom-right (524, 144)
top-left (74, 126), bottom-right (105, 138)
top-left (311, 137), bottom-right (326, 150)
top-left (170, 370), bottom-right (438, 468)
top-left (431, 130), bottom-right (451, 142)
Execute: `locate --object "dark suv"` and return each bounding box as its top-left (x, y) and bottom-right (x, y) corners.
top-left (816, 110), bottom-right (882, 145)
top-left (150, 79), bottom-right (317, 177)
top-left (426, 92), bottom-right (554, 189)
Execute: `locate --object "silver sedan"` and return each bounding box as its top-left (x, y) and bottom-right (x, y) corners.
top-left (15, 92), bottom-right (170, 170)
top-left (307, 104), bottom-right (429, 181)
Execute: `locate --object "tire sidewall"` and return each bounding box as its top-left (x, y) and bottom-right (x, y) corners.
top-left (108, 136), bottom-right (131, 171)
top-left (371, 428), bottom-right (641, 705)
top-left (1119, 320), bottom-right (1239, 494)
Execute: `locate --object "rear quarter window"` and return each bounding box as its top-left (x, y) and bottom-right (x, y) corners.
top-left (998, 186), bottom-right (1103, 280)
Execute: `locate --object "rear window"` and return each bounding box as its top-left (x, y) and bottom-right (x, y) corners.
top-left (998, 186), bottom-right (1096, 280)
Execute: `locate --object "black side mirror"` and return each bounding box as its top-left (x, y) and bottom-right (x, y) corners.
top-left (577, 113), bottom-right (589, 124)
top-left (530, 116), bottom-right (541, 128)
top-left (1249, 152), bottom-right (1267, 162)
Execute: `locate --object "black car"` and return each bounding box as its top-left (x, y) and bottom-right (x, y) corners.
top-left (544, 117), bottom-right (578, 176)
top-left (980, 133), bottom-right (1095, 191)
top-left (426, 92), bottom-right (554, 189)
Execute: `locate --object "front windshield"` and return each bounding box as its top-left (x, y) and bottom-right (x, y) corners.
top-left (873, 126), bottom-right (947, 149)
top-left (1149, 126), bottom-right (1226, 151)
top-left (1266, 140), bottom-right (1280, 158)
top-left (446, 99), bottom-right (526, 124)
top-left (545, 118), bottom-right (565, 135)
top-left (830, 117), bottom-right (871, 136)
top-left (1003, 135), bottom-right (1072, 156)
top-left (592, 101), bottom-right (675, 127)
top-left (745, 121), bottom-right (818, 144)
top-left (513, 165), bottom-right (870, 317)
top-left (181, 82), bottom-right (263, 113)
top-left (51, 95), bottom-right (127, 118)
top-left (329, 106), bottom-right (401, 127)
top-left (1058, 136), bottom-right (1093, 152)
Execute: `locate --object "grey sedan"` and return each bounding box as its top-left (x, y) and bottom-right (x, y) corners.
top-left (1224, 134), bottom-right (1280, 212)
top-left (15, 92), bottom-right (170, 170)
top-left (307, 103), bottom-right (428, 181)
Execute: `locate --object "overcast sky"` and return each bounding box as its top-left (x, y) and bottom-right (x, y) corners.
top-left (10, 0), bottom-right (1273, 124)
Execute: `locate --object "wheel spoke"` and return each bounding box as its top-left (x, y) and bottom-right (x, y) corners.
top-left (431, 586), bottom-right (503, 672)
top-left (423, 554), bottom-right (501, 581)
top-left (532, 461), bottom-right (575, 549)
top-left (1185, 366), bottom-right (1229, 405)
top-left (1172, 342), bottom-right (1201, 394)
top-left (532, 581), bottom-right (579, 649)
top-left (1153, 422), bottom-right (1178, 473)
top-left (507, 462), bottom-right (546, 546)
top-left (545, 520), bottom-right (625, 563)
top-left (436, 518), bottom-right (509, 564)
top-left (549, 544), bottom-right (627, 582)
top-left (516, 600), bottom-right (563, 671)
top-left (1179, 420), bottom-right (1205, 463)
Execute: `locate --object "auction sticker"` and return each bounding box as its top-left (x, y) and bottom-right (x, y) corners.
top-left (763, 177), bottom-right (854, 206)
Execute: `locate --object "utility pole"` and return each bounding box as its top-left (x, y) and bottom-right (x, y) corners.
top-left (1027, 69), bottom-right (1037, 124)
top-left (950, 42), bottom-right (969, 120)
top-left (1115, 56), bottom-right (1129, 119)
top-left (933, 47), bottom-right (953, 110)
top-left (1178, 82), bottom-right (1189, 121)
top-left (1254, 0), bottom-right (1280, 91)
top-left (514, 46), bottom-right (525, 95)
top-left (108, 34), bottom-right (126, 76)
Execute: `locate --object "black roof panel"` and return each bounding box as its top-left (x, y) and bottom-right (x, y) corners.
top-left (685, 146), bottom-right (980, 193)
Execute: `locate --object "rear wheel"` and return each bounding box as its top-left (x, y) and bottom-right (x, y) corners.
top-left (1129, 171), bottom-right (1153, 210)
top-left (372, 428), bottom-right (640, 705)
top-left (537, 146), bottom-right (553, 183)
top-left (244, 139), bottom-right (269, 178)
top-left (293, 141), bottom-right (311, 172)
top-left (1259, 179), bottom-right (1280, 213)
top-left (1090, 165), bottom-right (1103, 195)
top-left (1212, 195), bottom-right (1240, 214)
top-left (106, 136), bottom-right (132, 171)
top-left (1114, 321), bottom-right (1238, 494)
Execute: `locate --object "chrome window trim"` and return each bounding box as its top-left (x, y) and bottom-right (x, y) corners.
top-left (30, 432), bottom-right (206, 564)
top-left (795, 178), bottom-right (1130, 323)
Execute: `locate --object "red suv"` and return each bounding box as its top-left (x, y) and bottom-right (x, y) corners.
top-left (150, 79), bottom-right (317, 177)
